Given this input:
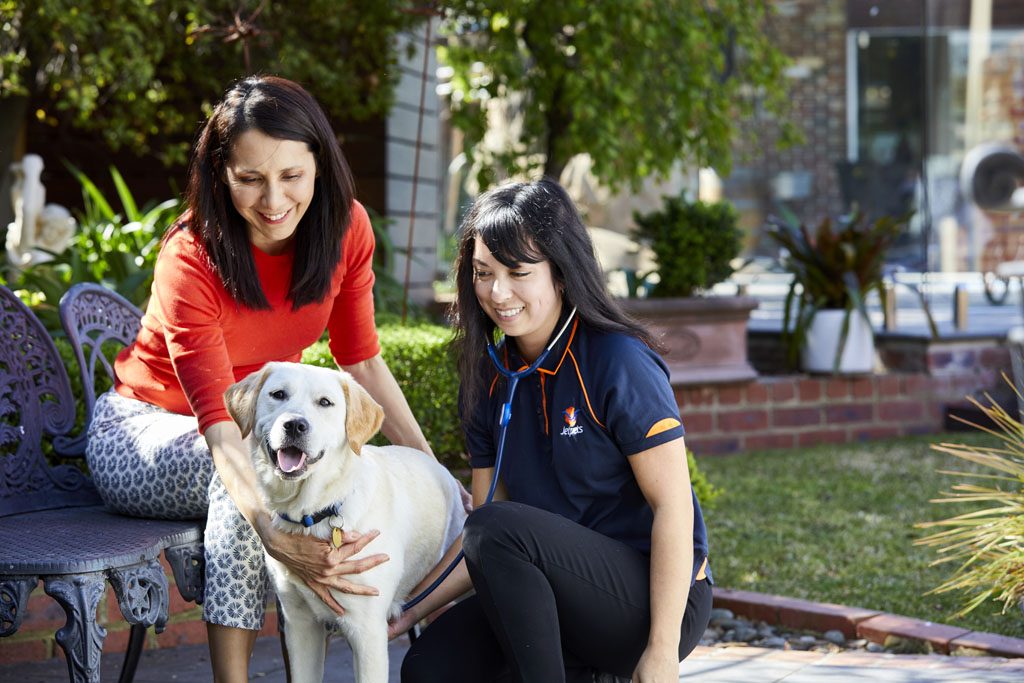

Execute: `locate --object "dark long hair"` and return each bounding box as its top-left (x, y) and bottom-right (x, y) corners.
top-left (451, 178), bottom-right (658, 411)
top-left (182, 75), bottom-right (355, 309)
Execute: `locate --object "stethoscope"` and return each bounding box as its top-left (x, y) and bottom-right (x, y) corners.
top-left (401, 306), bottom-right (578, 613)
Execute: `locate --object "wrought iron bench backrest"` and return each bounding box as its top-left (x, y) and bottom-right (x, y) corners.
top-left (0, 285), bottom-right (101, 517)
top-left (57, 282), bottom-right (144, 455)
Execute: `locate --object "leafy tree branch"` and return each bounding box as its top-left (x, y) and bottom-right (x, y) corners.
top-left (439, 0), bottom-right (797, 191)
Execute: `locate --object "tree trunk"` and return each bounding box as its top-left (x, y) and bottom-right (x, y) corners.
top-left (543, 83), bottom-right (570, 181)
top-left (544, 152), bottom-right (567, 182)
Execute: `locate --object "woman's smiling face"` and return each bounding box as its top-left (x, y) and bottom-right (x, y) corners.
top-left (472, 237), bottom-right (563, 361)
top-left (225, 129), bottom-right (317, 254)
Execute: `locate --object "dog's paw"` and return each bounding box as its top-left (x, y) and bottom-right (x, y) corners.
top-left (387, 601), bottom-right (403, 624)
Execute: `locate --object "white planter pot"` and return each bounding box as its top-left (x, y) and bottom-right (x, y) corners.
top-left (801, 308), bottom-right (875, 374)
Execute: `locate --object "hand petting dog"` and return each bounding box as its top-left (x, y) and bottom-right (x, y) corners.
top-left (258, 520), bottom-right (387, 615)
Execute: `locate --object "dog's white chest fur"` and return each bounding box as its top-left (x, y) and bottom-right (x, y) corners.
top-left (225, 363), bottom-right (466, 683)
top-left (270, 447), bottom-right (463, 630)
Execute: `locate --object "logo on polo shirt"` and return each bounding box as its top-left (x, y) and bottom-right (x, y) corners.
top-left (560, 406), bottom-right (583, 437)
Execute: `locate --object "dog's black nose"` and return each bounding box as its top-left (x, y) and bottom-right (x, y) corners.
top-left (283, 418), bottom-right (309, 436)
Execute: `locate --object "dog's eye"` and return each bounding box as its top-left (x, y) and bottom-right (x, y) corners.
top-left (318, 397), bottom-right (334, 407)
top-left (269, 389), bottom-right (287, 400)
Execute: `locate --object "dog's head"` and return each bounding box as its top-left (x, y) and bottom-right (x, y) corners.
top-left (224, 362), bottom-right (384, 481)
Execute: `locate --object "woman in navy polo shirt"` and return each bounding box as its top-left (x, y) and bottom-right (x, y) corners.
top-left (393, 178), bottom-right (712, 682)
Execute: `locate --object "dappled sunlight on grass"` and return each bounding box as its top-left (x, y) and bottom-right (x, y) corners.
top-left (699, 433), bottom-right (1024, 638)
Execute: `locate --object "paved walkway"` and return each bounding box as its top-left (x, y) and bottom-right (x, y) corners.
top-left (679, 644), bottom-right (1024, 682)
top-left (6, 635), bottom-right (1024, 682)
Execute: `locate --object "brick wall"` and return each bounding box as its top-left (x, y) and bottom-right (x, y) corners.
top-left (679, 337), bottom-right (1012, 456)
top-left (681, 374), bottom-right (947, 456)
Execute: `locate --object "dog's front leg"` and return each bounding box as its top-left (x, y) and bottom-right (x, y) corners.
top-left (280, 598), bottom-right (328, 683)
top-left (345, 610), bottom-right (391, 683)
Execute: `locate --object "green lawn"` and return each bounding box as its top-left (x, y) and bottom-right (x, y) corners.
top-left (697, 432), bottom-right (1024, 638)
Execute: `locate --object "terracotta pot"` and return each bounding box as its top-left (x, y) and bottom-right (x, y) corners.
top-left (619, 295), bottom-right (759, 385)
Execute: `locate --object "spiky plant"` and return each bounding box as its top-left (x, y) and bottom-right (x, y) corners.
top-left (765, 211), bottom-right (937, 371)
top-left (916, 388), bottom-right (1024, 617)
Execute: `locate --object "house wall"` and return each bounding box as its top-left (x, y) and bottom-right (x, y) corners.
top-left (726, 0), bottom-right (848, 251)
top-left (385, 19), bottom-right (446, 305)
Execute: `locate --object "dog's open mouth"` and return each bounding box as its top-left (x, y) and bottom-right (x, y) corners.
top-left (276, 446), bottom-right (308, 474)
top-left (264, 439), bottom-right (325, 478)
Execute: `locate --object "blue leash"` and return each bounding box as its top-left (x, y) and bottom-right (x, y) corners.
top-left (401, 308), bottom-right (577, 613)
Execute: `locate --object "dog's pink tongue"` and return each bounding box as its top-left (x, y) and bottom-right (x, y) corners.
top-left (277, 448), bottom-right (307, 473)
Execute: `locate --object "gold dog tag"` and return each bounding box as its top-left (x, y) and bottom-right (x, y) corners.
top-left (332, 526), bottom-right (344, 548)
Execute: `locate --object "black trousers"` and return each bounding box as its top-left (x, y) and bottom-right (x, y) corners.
top-left (401, 502), bottom-right (712, 683)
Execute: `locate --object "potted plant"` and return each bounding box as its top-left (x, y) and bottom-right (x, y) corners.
top-left (766, 211), bottom-right (924, 374)
top-left (620, 195), bottom-right (758, 385)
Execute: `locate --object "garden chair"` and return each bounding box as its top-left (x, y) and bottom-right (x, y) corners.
top-left (0, 283), bottom-right (204, 683)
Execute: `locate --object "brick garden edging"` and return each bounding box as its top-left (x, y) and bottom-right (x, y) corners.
top-left (713, 587), bottom-right (1024, 658)
top-left (8, 580), bottom-right (1021, 666)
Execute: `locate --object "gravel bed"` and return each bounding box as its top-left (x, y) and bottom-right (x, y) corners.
top-left (702, 608), bottom-right (955, 656)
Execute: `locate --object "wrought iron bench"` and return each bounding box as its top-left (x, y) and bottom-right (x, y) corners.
top-left (0, 283), bottom-right (205, 682)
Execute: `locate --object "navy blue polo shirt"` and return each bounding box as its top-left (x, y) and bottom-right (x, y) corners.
top-left (462, 317), bottom-right (712, 586)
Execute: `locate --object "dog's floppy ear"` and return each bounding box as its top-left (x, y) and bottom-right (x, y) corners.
top-left (339, 373), bottom-right (384, 455)
top-left (224, 366), bottom-right (272, 438)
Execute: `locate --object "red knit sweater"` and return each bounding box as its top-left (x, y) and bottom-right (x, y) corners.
top-left (115, 201), bottom-right (379, 434)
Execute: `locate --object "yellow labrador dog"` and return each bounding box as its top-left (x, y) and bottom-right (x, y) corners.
top-left (225, 362), bottom-right (465, 683)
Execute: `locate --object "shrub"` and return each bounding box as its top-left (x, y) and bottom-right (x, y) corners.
top-left (689, 450), bottom-right (721, 511)
top-left (632, 196), bottom-right (742, 298)
top-left (916, 392), bottom-right (1024, 617)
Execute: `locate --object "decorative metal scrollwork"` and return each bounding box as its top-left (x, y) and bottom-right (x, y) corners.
top-left (109, 560), bottom-right (170, 633)
top-left (44, 573), bottom-right (108, 683)
top-left (0, 577), bottom-right (36, 636)
top-left (0, 286), bottom-right (91, 502)
top-left (166, 543), bottom-right (206, 605)
top-left (58, 284), bottom-right (143, 423)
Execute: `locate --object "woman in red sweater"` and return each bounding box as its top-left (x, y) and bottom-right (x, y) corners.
top-left (86, 76), bottom-right (430, 681)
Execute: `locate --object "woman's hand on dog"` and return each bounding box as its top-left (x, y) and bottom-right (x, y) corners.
top-left (388, 602), bottom-right (455, 641)
top-left (387, 605), bottom-right (419, 640)
top-left (259, 521), bottom-right (389, 616)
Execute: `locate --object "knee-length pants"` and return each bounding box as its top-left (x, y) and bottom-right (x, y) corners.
top-left (85, 390), bottom-right (271, 629)
top-left (401, 501), bottom-right (712, 682)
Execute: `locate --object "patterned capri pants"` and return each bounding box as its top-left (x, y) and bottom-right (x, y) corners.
top-left (85, 390), bottom-right (271, 630)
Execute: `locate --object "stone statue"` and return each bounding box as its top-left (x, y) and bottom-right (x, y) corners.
top-left (6, 154), bottom-right (76, 268)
